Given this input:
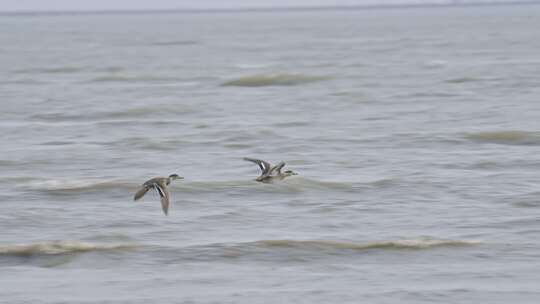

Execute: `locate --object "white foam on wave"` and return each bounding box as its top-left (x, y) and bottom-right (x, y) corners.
top-left (255, 238), bottom-right (481, 251)
top-left (0, 241), bottom-right (139, 257)
top-left (25, 178), bottom-right (135, 192)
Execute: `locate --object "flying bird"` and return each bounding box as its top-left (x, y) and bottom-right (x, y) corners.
top-left (133, 174), bottom-right (183, 215)
top-left (243, 157), bottom-right (297, 183)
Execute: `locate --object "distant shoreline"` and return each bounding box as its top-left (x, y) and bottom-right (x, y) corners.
top-left (1, 1), bottom-right (539, 17)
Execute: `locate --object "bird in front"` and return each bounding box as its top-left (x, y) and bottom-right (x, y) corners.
top-left (133, 174), bottom-right (183, 215)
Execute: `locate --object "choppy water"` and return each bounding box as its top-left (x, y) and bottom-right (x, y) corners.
top-left (2, 5), bottom-right (540, 303)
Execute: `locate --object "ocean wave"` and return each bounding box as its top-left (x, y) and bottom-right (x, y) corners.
top-left (21, 176), bottom-right (373, 195)
top-left (133, 238), bottom-right (483, 264)
top-left (253, 238), bottom-right (480, 251)
top-left (23, 178), bottom-right (262, 194)
top-left (25, 178), bottom-right (136, 193)
top-left (222, 73), bottom-right (331, 87)
top-left (511, 192), bottom-right (540, 208)
top-left (0, 241), bottom-right (138, 257)
top-left (271, 121), bottom-right (311, 127)
top-left (461, 159), bottom-right (540, 170)
top-left (89, 75), bottom-right (182, 83)
top-left (168, 238), bottom-right (482, 262)
top-left (366, 178), bottom-right (400, 188)
top-left (13, 66), bottom-right (85, 74)
top-left (30, 112), bottom-right (84, 122)
top-left (513, 200), bottom-right (540, 208)
top-left (176, 178), bottom-right (354, 194)
top-left (22, 178), bottom-right (239, 194)
top-left (105, 105), bottom-right (194, 118)
top-left (446, 76), bottom-right (502, 84)
top-left (30, 105), bottom-right (194, 122)
top-left (175, 180), bottom-right (257, 193)
top-left (39, 140), bottom-right (75, 146)
top-left (446, 76), bottom-right (480, 84)
top-left (1, 79), bottom-right (49, 85)
top-left (466, 131), bottom-right (540, 145)
top-left (0, 159), bottom-right (19, 167)
top-left (0, 238), bottom-right (479, 261)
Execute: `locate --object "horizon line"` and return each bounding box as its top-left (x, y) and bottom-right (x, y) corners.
top-left (1, 1), bottom-right (539, 16)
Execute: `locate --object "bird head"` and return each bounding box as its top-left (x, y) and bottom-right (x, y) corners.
top-left (169, 174), bottom-right (183, 180)
top-left (283, 170), bottom-right (298, 177)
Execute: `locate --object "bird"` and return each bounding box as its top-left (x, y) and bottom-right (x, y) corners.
top-left (243, 157), bottom-right (298, 183)
top-left (133, 174), bottom-right (183, 215)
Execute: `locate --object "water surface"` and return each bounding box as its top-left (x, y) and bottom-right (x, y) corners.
top-left (1, 5), bottom-right (540, 303)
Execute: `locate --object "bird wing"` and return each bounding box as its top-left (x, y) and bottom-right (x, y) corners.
top-left (155, 184), bottom-right (170, 216)
top-left (133, 185), bottom-right (150, 201)
top-left (270, 161), bottom-right (286, 174)
top-left (243, 157), bottom-right (272, 175)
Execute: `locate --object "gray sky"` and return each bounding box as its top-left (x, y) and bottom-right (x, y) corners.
top-left (0, 0), bottom-right (530, 12)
